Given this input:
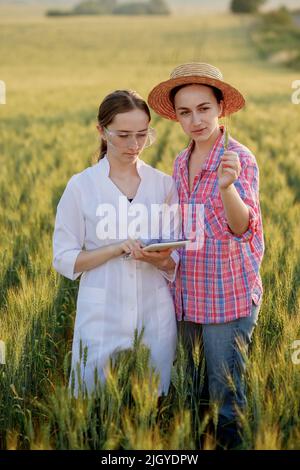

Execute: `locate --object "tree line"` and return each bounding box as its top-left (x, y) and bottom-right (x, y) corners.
top-left (46, 0), bottom-right (170, 17)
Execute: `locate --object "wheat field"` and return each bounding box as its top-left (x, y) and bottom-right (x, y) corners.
top-left (0, 8), bottom-right (300, 450)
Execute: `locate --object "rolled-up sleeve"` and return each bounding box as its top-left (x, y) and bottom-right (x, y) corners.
top-left (158, 178), bottom-right (182, 283)
top-left (52, 175), bottom-right (85, 280)
top-left (221, 154), bottom-right (260, 244)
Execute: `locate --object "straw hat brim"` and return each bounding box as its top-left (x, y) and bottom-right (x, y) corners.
top-left (148, 75), bottom-right (245, 120)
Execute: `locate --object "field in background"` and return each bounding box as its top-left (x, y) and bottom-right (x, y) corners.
top-left (0, 7), bottom-right (300, 450)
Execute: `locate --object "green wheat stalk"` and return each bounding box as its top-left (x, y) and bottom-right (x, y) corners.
top-left (224, 115), bottom-right (231, 151)
top-left (224, 127), bottom-right (229, 151)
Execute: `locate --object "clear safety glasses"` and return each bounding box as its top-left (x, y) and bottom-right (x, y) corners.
top-left (103, 126), bottom-right (156, 149)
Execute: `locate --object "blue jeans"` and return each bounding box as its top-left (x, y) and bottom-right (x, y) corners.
top-left (202, 301), bottom-right (260, 422)
top-left (178, 301), bottom-right (260, 443)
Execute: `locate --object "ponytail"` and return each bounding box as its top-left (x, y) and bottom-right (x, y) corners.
top-left (98, 138), bottom-right (107, 161)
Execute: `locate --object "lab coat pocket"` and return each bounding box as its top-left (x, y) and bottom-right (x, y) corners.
top-left (75, 286), bottom-right (106, 345)
top-left (157, 285), bottom-right (176, 341)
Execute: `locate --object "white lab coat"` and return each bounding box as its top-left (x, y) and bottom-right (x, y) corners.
top-left (52, 156), bottom-right (181, 397)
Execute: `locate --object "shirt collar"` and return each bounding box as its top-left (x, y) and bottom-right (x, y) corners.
top-left (179, 125), bottom-right (225, 172)
top-left (98, 154), bottom-right (145, 177)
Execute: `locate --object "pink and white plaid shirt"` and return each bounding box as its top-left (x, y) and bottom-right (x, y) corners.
top-left (172, 126), bottom-right (265, 323)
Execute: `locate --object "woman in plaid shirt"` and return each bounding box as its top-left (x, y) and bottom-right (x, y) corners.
top-left (148, 63), bottom-right (264, 449)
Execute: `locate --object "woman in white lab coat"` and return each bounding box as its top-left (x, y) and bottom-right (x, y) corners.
top-left (52, 90), bottom-right (180, 398)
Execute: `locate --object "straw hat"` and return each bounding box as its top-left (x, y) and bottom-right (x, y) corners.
top-left (148, 62), bottom-right (245, 120)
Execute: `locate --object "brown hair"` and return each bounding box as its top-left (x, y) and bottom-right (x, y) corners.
top-left (169, 84), bottom-right (224, 108)
top-left (97, 90), bottom-right (151, 161)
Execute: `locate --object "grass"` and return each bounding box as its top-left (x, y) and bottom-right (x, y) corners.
top-left (0, 7), bottom-right (300, 450)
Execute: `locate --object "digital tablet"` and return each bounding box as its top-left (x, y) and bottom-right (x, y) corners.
top-left (142, 240), bottom-right (190, 252)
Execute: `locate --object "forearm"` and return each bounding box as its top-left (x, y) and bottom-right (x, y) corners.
top-left (219, 184), bottom-right (250, 236)
top-left (74, 243), bottom-right (122, 274)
